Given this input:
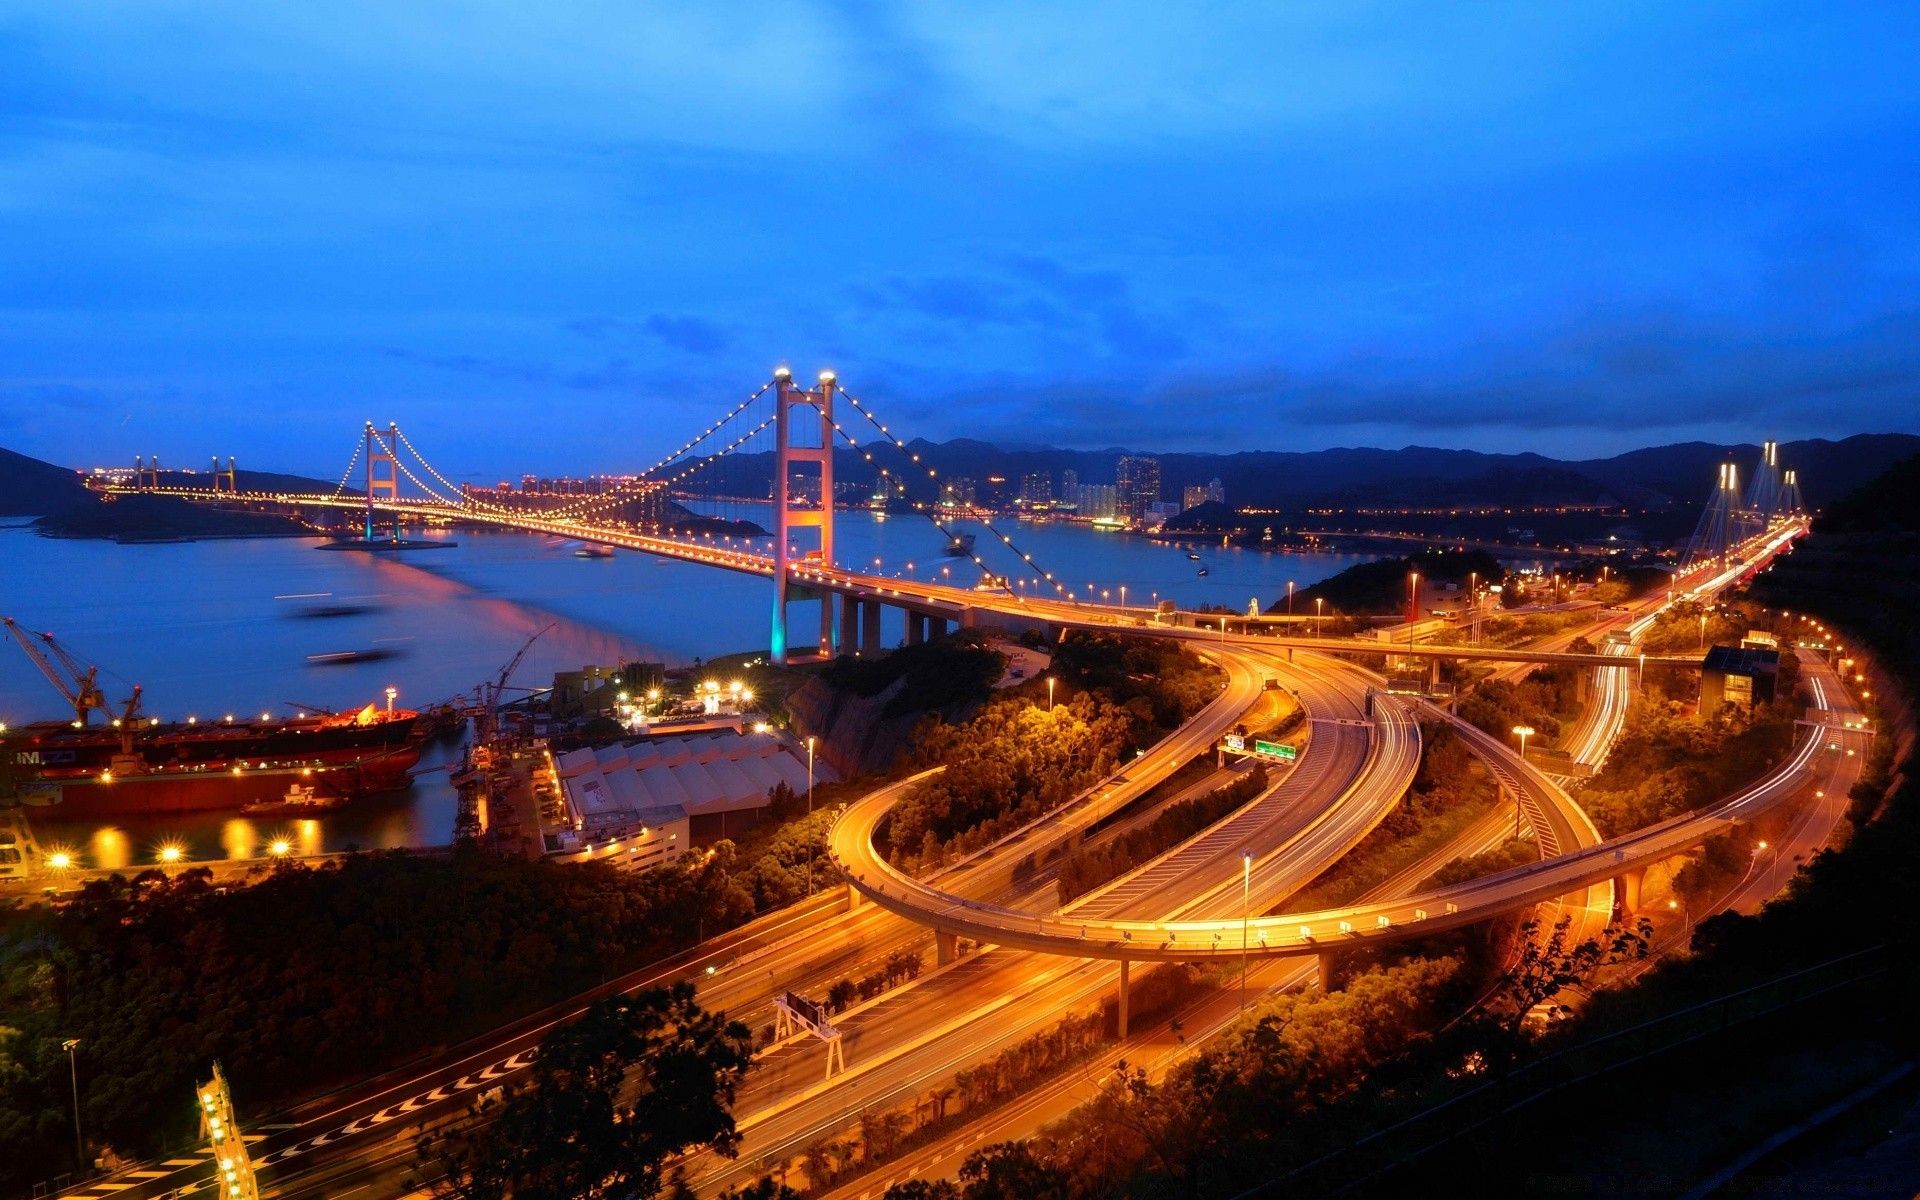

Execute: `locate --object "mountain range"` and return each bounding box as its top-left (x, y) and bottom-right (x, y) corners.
top-left (5, 433), bottom-right (1917, 517)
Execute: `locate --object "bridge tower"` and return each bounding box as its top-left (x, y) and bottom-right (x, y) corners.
top-left (210, 456), bottom-right (236, 494)
top-left (363, 421), bottom-right (400, 541)
top-left (769, 368), bottom-right (837, 664)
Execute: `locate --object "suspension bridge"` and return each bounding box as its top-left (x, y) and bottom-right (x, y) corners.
top-left (99, 366), bottom-right (1788, 671)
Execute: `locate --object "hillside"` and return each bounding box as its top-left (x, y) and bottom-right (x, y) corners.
top-left (0, 447), bottom-right (90, 515)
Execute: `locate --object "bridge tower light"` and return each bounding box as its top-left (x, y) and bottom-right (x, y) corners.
top-left (769, 367), bottom-right (837, 664)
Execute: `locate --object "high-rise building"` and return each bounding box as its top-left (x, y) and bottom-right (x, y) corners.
top-left (1206, 477), bottom-right (1225, 505)
top-left (1182, 485), bottom-right (1209, 511)
top-left (1116, 456), bottom-right (1160, 521)
top-left (944, 476), bottom-right (976, 507)
top-left (1020, 473), bottom-right (1052, 507)
top-left (1076, 483), bottom-right (1118, 520)
top-left (1060, 468), bottom-right (1079, 499)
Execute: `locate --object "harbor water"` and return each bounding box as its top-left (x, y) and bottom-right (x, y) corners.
top-left (0, 512), bottom-right (1375, 865)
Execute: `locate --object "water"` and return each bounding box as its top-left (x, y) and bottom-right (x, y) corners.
top-left (0, 514), bottom-right (1372, 863)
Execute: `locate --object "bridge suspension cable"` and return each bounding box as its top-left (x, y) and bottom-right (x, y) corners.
top-left (329, 431), bottom-right (365, 499)
top-left (526, 412), bottom-right (780, 528)
top-left (539, 381), bottom-right (775, 519)
top-left (835, 389), bottom-right (1074, 600)
top-left (391, 425), bottom-right (521, 515)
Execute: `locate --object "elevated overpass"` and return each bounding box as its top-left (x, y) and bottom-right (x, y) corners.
top-left (829, 653), bottom-right (1855, 971)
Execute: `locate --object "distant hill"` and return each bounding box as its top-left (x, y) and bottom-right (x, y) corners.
top-left (1815, 452), bottom-right (1920, 535)
top-left (33, 494), bottom-right (312, 542)
top-left (0, 447), bottom-right (90, 515)
top-left (9, 431), bottom-right (1919, 520)
top-left (685, 432), bottom-right (1920, 515)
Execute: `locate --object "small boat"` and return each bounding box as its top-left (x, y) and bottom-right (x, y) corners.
top-left (942, 533), bottom-right (977, 557)
top-left (574, 545), bottom-right (615, 559)
top-left (1197, 568), bottom-right (1210, 577)
top-left (240, 782), bottom-right (346, 818)
top-left (1186, 552), bottom-right (1201, 561)
top-left (307, 648), bottom-right (400, 665)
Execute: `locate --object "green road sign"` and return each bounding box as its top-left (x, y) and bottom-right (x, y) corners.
top-left (1254, 740), bottom-right (1297, 760)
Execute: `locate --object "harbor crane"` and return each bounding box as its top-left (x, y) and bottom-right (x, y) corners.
top-left (2, 617), bottom-right (113, 726)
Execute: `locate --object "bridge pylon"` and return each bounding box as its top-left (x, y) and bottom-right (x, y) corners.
top-left (769, 368), bottom-right (837, 664)
top-left (363, 421), bottom-right (399, 541)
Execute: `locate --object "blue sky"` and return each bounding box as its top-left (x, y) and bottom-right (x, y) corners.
top-left (2, 2), bottom-right (1918, 479)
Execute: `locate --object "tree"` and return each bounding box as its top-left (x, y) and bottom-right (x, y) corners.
top-left (424, 983), bottom-right (753, 1200)
top-left (827, 978), bottom-right (859, 1013)
top-left (955, 1142), bottom-right (1073, 1200)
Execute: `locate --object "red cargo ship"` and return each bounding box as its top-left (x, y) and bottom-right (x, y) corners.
top-left (2, 617), bottom-right (427, 818)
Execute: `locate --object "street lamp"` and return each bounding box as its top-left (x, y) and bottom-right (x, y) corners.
top-left (1287, 580), bottom-right (1295, 615)
top-left (1315, 596), bottom-right (1325, 638)
top-left (63, 1038), bottom-right (83, 1171)
top-left (1407, 571), bottom-right (1420, 649)
top-left (1241, 851), bottom-right (1254, 1012)
top-left (1510, 726), bottom-right (1535, 837)
top-left (805, 736), bottom-right (817, 896)
top-left (1047, 676), bottom-right (1057, 713)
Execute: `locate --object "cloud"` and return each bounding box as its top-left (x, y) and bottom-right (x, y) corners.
top-left (564, 314), bottom-right (729, 356)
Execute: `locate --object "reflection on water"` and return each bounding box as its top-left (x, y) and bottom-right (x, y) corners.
top-left (89, 826), bottom-right (130, 871)
top-left (2, 518), bottom-right (1389, 863)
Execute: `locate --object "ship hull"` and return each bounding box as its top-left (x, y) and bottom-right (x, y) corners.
top-left (5, 710), bottom-right (425, 818)
top-left (27, 755), bottom-right (417, 819)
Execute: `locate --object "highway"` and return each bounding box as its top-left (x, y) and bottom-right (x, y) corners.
top-left (47, 644), bottom-right (1292, 1200)
top-left (50, 493), bottom-right (1804, 1200)
top-left (828, 649), bottom-right (1857, 966)
top-left (689, 649), bottom-right (1419, 1194)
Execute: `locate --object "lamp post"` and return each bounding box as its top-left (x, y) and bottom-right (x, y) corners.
top-left (1047, 676), bottom-right (1057, 713)
top-left (1699, 611), bottom-right (1709, 650)
top-left (63, 1038), bottom-right (83, 1172)
top-left (1510, 726), bottom-right (1535, 837)
top-left (806, 736), bottom-right (817, 896)
top-left (1315, 596), bottom-right (1324, 638)
top-left (1407, 571), bottom-right (1420, 649)
top-left (1286, 580), bottom-right (1295, 615)
top-left (1241, 852), bottom-right (1254, 1013)
top-left (1120, 584), bottom-right (1127, 612)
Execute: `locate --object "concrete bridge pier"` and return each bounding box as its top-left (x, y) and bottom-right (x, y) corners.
top-left (905, 611), bottom-right (927, 646)
top-left (846, 882), bottom-right (864, 910)
top-left (1117, 958), bottom-right (1131, 1039)
top-left (1315, 951), bottom-right (1337, 993)
top-left (935, 930), bottom-right (959, 966)
top-left (840, 594), bottom-right (860, 656)
top-left (860, 602), bottom-right (883, 656)
top-left (1615, 866), bottom-right (1647, 914)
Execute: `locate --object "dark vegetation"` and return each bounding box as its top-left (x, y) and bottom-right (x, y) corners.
top-left (0, 851), bottom-right (748, 1187)
top-left (886, 634), bottom-right (1221, 870)
top-left (1419, 835), bottom-right (1536, 890)
top-left (1276, 547), bottom-right (1506, 615)
top-left (822, 631), bottom-right (1006, 717)
top-left (421, 983), bottom-right (752, 1200)
top-left (1055, 766), bottom-right (1268, 904)
top-left (1456, 664), bottom-right (1579, 748)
